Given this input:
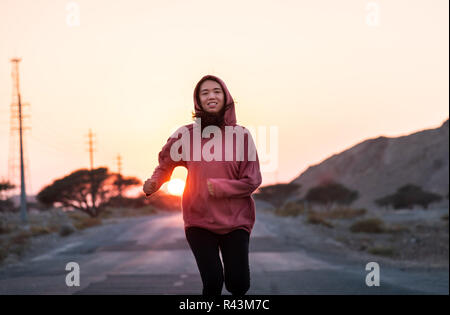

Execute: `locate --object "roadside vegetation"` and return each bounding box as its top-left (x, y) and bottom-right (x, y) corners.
top-left (255, 181), bottom-right (449, 265)
top-left (0, 168), bottom-right (182, 265)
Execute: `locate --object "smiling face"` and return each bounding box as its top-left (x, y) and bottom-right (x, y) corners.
top-left (198, 80), bottom-right (225, 114)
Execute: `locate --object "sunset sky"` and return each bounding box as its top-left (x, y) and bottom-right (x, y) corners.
top-left (0, 0), bottom-right (448, 196)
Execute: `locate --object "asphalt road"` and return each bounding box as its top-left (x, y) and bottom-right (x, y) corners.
top-left (0, 211), bottom-right (448, 295)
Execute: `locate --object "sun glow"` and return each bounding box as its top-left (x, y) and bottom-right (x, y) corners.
top-left (167, 178), bottom-right (186, 196)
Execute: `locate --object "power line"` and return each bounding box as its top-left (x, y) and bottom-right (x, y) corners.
top-left (29, 133), bottom-right (83, 158)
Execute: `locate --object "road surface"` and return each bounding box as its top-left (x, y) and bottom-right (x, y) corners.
top-left (0, 210), bottom-right (448, 295)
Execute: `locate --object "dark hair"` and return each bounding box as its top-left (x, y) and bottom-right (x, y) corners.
top-left (192, 77), bottom-right (227, 121)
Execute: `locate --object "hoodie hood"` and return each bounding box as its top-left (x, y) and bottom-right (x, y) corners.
top-left (193, 75), bottom-right (237, 126)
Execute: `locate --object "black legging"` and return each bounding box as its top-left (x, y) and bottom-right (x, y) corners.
top-left (185, 226), bottom-right (250, 296)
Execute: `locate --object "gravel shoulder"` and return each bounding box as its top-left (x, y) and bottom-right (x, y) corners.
top-left (254, 200), bottom-right (449, 271)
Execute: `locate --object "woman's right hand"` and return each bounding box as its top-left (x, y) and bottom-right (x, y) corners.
top-left (143, 179), bottom-right (158, 196)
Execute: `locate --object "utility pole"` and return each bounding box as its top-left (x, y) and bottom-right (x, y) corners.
top-left (116, 154), bottom-right (123, 198)
top-left (10, 58), bottom-right (29, 224)
top-left (85, 129), bottom-right (97, 215)
top-left (85, 128), bottom-right (96, 170)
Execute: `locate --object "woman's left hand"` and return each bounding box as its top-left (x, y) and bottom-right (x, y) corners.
top-left (207, 180), bottom-right (215, 197)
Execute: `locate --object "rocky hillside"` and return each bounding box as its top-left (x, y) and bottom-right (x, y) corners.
top-left (291, 119), bottom-right (449, 210)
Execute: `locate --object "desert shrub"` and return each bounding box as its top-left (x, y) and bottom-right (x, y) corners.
top-left (254, 183), bottom-right (301, 207)
top-left (29, 225), bottom-right (57, 236)
top-left (0, 199), bottom-right (15, 212)
top-left (100, 205), bottom-right (158, 219)
top-left (0, 181), bottom-right (15, 213)
top-left (350, 218), bottom-right (385, 233)
top-left (73, 217), bottom-right (102, 230)
top-left (375, 184), bottom-right (442, 209)
top-left (305, 181), bottom-right (359, 210)
top-left (67, 211), bottom-right (102, 230)
top-left (274, 201), bottom-right (306, 217)
top-left (368, 246), bottom-right (396, 257)
top-left (104, 195), bottom-right (148, 209)
top-left (59, 224), bottom-right (76, 237)
top-left (0, 221), bottom-right (15, 235)
top-left (307, 212), bottom-right (334, 228)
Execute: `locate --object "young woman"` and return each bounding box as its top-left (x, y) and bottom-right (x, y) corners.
top-left (143, 75), bottom-right (262, 296)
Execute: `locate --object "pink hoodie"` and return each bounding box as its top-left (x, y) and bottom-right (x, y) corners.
top-left (149, 75), bottom-right (262, 235)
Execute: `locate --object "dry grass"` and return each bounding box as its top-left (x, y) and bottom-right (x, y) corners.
top-left (368, 246), bottom-right (396, 257)
top-left (29, 225), bottom-right (59, 236)
top-left (385, 224), bottom-right (410, 234)
top-left (100, 205), bottom-right (158, 219)
top-left (0, 206), bottom-right (160, 265)
top-left (65, 211), bottom-right (100, 230)
top-left (321, 207), bottom-right (367, 220)
top-left (305, 207), bottom-right (366, 228)
top-left (0, 240), bottom-right (7, 262)
top-left (307, 212), bottom-right (334, 228)
top-left (274, 204), bottom-right (367, 221)
top-left (350, 218), bottom-right (385, 234)
top-left (71, 217), bottom-right (102, 230)
top-left (274, 204), bottom-right (368, 228)
top-left (0, 222), bottom-right (15, 235)
top-left (0, 230), bottom-right (33, 263)
top-left (274, 202), bottom-right (306, 217)
top-left (9, 231), bottom-right (32, 245)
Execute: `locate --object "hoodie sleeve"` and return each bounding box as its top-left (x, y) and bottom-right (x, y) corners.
top-left (208, 132), bottom-right (262, 198)
top-left (149, 129), bottom-right (188, 190)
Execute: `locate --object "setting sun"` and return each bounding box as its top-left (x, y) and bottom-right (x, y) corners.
top-left (167, 179), bottom-right (186, 196)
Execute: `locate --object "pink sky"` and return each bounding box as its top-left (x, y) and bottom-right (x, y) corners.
top-left (0, 0), bottom-right (448, 196)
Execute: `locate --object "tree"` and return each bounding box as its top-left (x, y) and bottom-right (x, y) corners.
top-left (253, 183), bottom-right (301, 207)
top-left (0, 180), bottom-right (15, 198)
top-left (36, 167), bottom-right (141, 217)
top-left (0, 180), bottom-right (15, 212)
top-left (375, 184), bottom-right (442, 210)
top-left (305, 181), bottom-right (359, 210)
